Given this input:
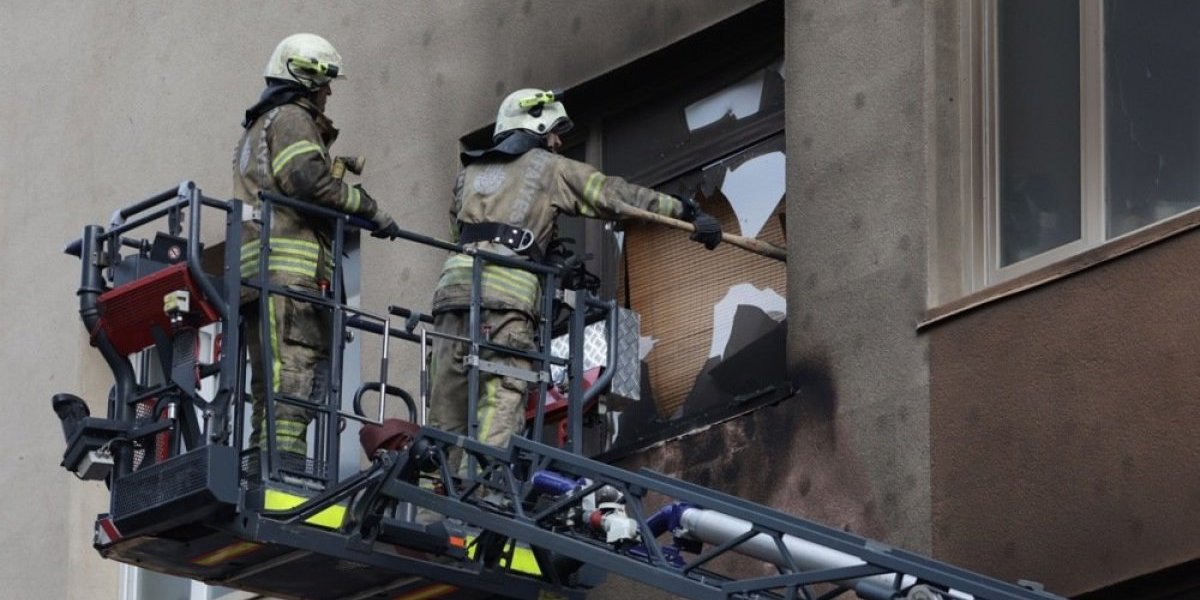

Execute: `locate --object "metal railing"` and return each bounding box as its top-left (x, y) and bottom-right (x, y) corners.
top-left (72, 180), bottom-right (621, 494)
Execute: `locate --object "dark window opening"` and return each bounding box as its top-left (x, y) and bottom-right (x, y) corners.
top-left (456, 0), bottom-right (786, 458)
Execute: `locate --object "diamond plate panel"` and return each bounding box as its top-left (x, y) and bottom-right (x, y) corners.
top-left (548, 308), bottom-right (641, 402)
top-left (610, 308), bottom-right (641, 402)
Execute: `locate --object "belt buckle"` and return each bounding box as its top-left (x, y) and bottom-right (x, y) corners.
top-left (512, 228), bottom-right (535, 253)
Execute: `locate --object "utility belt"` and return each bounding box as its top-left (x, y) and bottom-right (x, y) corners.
top-left (457, 221), bottom-right (543, 262)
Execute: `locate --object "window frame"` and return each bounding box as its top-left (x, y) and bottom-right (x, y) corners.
top-left (974, 0), bottom-right (1106, 287)
top-left (927, 0), bottom-right (1200, 322)
top-left (972, 0), bottom-right (1200, 289)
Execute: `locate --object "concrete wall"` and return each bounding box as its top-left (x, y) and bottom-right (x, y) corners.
top-left (928, 228), bottom-right (1200, 596)
top-left (14, 2), bottom-right (1149, 599)
top-left (603, 3), bottom-right (941, 599)
top-left (783, 0), bottom-right (935, 552)
top-left (0, 2), bottom-right (753, 598)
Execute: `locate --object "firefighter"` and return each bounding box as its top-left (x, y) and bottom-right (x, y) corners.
top-left (428, 88), bottom-right (721, 469)
top-left (233, 33), bottom-right (400, 460)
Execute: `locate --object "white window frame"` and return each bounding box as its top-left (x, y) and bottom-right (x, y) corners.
top-left (972, 0), bottom-right (1107, 288)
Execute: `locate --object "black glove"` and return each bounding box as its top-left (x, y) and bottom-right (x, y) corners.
top-left (679, 196), bottom-right (701, 222)
top-left (690, 211), bottom-right (722, 250)
top-left (370, 215), bottom-right (401, 240)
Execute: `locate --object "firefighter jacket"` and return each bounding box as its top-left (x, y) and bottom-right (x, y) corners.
top-left (233, 97), bottom-right (388, 291)
top-left (432, 147), bottom-right (686, 317)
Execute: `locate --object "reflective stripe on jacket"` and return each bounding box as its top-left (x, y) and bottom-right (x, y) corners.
top-left (432, 148), bottom-right (686, 316)
top-left (232, 98), bottom-right (384, 289)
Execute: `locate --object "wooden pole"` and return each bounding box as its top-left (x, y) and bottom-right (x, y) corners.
top-left (620, 204), bottom-right (787, 262)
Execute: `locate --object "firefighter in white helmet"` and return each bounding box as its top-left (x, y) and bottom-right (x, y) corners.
top-left (428, 88), bottom-right (721, 470)
top-left (233, 33), bottom-right (400, 461)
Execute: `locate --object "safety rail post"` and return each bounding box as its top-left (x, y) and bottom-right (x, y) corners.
top-left (466, 254), bottom-right (484, 477)
top-left (324, 214), bottom-right (348, 485)
top-left (419, 327), bottom-right (429, 425)
top-left (257, 195), bottom-right (279, 480)
top-left (581, 296), bottom-right (619, 406)
top-left (184, 184), bottom-right (236, 448)
top-left (532, 269), bottom-right (556, 446)
top-left (567, 290), bottom-right (586, 454)
top-left (223, 199), bottom-right (246, 451)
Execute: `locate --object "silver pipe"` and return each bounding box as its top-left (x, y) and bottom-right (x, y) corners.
top-left (419, 327), bottom-right (429, 425)
top-left (378, 318), bottom-right (390, 423)
top-left (679, 508), bottom-right (973, 599)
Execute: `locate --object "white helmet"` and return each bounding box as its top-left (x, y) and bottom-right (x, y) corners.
top-left (493, 88), bottom-right (573, 142)
top-left (264, 33), bottom-right (344, 90)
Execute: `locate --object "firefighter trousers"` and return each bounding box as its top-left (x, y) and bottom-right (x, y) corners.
top-left (245, 288), bottom-right (331, 457)
top-left (429, 309), bottom-right (535, 474)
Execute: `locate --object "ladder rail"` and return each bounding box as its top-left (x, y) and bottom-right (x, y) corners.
top-left (374, 429), bottom-right (1064, 600)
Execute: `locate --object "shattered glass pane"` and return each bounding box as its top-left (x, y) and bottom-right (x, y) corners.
top-left (604, 57), bottom-right (784, 181)
top-left (1104, 0), bottom-right (1200, 237)
top-left (685, 70), bottom-right (766, 131)
top-left (708, 283), bottom-right (785, 359)
top-left (617, 133), bottom-right (787, 442)
top-left (720, 150), bottom-right (786, 239)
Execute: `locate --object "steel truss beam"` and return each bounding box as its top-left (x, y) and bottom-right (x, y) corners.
top-left (375, 429), bottom-right (1064, 600)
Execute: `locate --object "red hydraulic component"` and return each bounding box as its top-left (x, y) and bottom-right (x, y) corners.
top-left (524, 367), bottom-right (602, 448)
top-left (360, 419), bottom-right (421, 456)
top-left (96, 263), bottom-right (219, 355)
top-left (524, 367), bottom-right (602, 421)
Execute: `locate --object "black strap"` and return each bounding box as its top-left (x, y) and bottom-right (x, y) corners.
top-left (460, 130), bottom-right (543, 166)
top-left (458, 221), bottom-right (543, 262)
top-left (242, 79), bottom-right (314, 128)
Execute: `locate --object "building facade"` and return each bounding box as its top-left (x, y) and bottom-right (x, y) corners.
top-left (2, 1), bottom-right (1196, 598)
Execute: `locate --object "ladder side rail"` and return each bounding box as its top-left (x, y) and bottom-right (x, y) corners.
top-left (633, 463), bottom-right (1060, 600)
top-left (721, 564), bottom-right (890, 597)
top-left (379, 474), bottom-right (726, 600)
top-left (387, 431), bottom-right (1065, 600)
top-left (506, 435), bottom-right (1064, 600)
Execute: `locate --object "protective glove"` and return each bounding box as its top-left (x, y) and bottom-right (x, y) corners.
top-left (370, 214), bottom-right (401, 240)
top-left (679, 196), bottom-right (702, 222)
top-left (690, 211), bottom-right (722, 250)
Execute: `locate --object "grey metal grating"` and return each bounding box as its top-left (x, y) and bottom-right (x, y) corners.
top-left (112, 449), bottom-right (208, 518)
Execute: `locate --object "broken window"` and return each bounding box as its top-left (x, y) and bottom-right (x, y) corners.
top-left (603, 58), bottom-right (785, 185)
top-left (610, 134), bottom-right (786, 454)
top-left (459, 2), bottom-right (787, 457)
